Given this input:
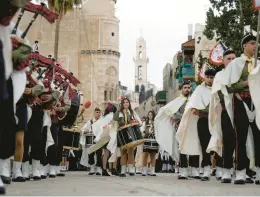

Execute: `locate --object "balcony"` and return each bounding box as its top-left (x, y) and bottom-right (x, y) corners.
top-left (156, 91), bottom-right (167, 105)
top-left (182, 67), bottom-right (195, 80)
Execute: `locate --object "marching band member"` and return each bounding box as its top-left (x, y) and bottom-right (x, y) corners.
top-left (0, 1), bottom-right (30, 193)
top-left (80, 107), bottom-right (103, 175)
top-left (155, 81), bottom-right (191, 178)
top-left (208, 49), bottom-right (236, 182)
top-left (100, 103), bottom-right (117, 176)
top-left (108, 97), bottom-right (143, 177)
top-left (141, 110), bottom-right (157, 176)
top-left (176, 70), bottom-right (215, 181)
top-left (207, 34), bottom-right (260, 185)
top-left (88, 102), bottom-right (118, 176)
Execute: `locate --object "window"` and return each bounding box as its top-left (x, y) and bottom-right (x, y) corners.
top-left (114, 89), bottom-right (117, 101)
top-left (138, 65), bottom-right (142, 80)
top-left (104, 90), bottom-right (107, 101)
top-left (139, 51), bottom-right (143, 59)
top-left (110, 91), bottom-right (112, 101)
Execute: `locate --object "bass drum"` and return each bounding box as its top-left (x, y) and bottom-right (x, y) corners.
top-left (59, 92), bottom-right (82, 128)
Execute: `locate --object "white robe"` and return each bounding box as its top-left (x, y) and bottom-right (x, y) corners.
top-left (207, 54), bottom-right (258, 169)
top-left (88, 113), bottom-right (114, 154)
top-left (79, 119), bottom-right (97, 167)
top-left (154, 96), bottom-right (188, 162)
top-left (176, 83), bottom-right (211, 156)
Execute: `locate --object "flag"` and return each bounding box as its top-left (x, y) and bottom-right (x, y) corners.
top-left (209, 41), bottom-right (228, 66)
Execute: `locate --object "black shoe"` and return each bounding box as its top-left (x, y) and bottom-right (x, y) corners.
top-left (111, 168), bottom-right (119, 176)
top-left (1, 176), bottom-right (11, 184)
top-left (102, 170), bottom-right (110, 176)
top-left (221, 178), bottom-right (232, 183)
top-left (57, 173), bottom-right (65, 177)
top-left (12, 176), bottom-right (26, 182)
top-left (193, 176), bottom-right (201, 180)
top-left (142, 174), bottom-right (146, 176)
top-left (25, 177), bottom-right (30, 181)
top-left (96, 172), bottom-right (101, 176)
top-left (246, 178), bottom-right (254, 184)
top-left (201, 176), bottom-right (210, 181)
top-left (88, 172), bottom-right (95, 175)
top-left (136, 172), bottom-right (142, 174)
top-left (119, 173), bottom-right (126, 177)
top-left (151, 174), bottom-right (156, 176)
top-left (49, 174), bottom-right (56, 178)
top-left (41, 175), bottom-right (47, 179)
top-left (178, 176), bottom-right (188, 180)
top-left (0, 186), bottom-right (5, 195)
top-left (234, 179), bottom-right (245, 184)
top-left (33, 176), bottom-right (41, 180)
top-left (129, 173), bottom-right (135, 176)
top-left (216, 177), bottom-right (222, 181)
top-left (211, 169), bottom-right (216, 176)
top-left (255, 180), bottom-right (260, 185)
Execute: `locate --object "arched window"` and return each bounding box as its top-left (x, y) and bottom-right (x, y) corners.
top-left (114, 89), bottom-right (117, 101)
top-left (104, 90), bottom-right (107, 101)
top-left (138, 65), bottom-right (142, 80)
top-left (139, 51), bottom-right (143, 59)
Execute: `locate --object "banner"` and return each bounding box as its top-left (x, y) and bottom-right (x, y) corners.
top-left (209, 41), bottom-right (228, 66)
top-left (252, 0), bottom-right (260, 11)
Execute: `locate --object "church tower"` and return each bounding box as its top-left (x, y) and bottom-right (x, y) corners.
top-left (134, 36), bottom-right (149, 92)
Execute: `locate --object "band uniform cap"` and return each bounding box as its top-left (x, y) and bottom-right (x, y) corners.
top-left (223, 49), bottom-right (235, 57)
top-left (241, 34), bottom-right (256, 50)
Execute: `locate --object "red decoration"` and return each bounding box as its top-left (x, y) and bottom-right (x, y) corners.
top-left (24, 2), bottom-right (59, 24)
top-left (84, 101), bottom-right (91, 109)
top-left (130, 120), bottom-right (137, 124)
top-left (120, 96), bottom-right (124, 99)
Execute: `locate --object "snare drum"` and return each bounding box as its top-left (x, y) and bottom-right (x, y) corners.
top-left (143, 138), bottom-right (159, 152)
top-left (63, 128), bottom-right (80, 150)
top-left (117, 124), bottom-right (144, 150)
top-left (85, 133), bottom-right (95, 148)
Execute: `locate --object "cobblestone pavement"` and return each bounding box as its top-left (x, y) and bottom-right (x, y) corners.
top-left (5, 172), bottom-right (260, 196)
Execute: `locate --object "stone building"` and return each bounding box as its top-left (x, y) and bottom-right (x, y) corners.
top-left (193, 23), bottom-right (216, 80)
top-left (13, 0), bottom-right (120, 119)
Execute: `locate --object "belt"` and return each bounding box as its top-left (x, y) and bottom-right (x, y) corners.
top-left (199, 113), bottom-right (208, 118)
top-left (237, 91), bottom-right (251, 99)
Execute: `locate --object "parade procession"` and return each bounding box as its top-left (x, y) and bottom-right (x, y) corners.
top-left (1, 0), bottom-right (260, 196)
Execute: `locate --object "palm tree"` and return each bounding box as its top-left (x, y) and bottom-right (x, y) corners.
top-left (48, 0), bottom-right (81, 60)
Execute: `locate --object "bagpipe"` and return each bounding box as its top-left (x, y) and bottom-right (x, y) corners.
top-left (9, 1), bottom-right (81, 116)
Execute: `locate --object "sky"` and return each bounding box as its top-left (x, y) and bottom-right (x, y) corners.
top-left (115, 0), bottom-right (210, 90)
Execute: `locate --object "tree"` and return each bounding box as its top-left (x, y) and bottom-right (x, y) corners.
top-left (203, 0), bottom-right (258, 54)
top-left (48, 0), bottom-right (81, 60)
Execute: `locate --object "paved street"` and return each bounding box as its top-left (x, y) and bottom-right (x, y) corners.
top-left (5, 172), bottom-right (260, 196)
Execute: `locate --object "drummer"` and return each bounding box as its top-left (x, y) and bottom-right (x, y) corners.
top-left (80, 107), bottom-right (103, 175)
top-left (112, 97), bottom-right (143, 177)
top-left (141, 110), bottom-right (157, 176)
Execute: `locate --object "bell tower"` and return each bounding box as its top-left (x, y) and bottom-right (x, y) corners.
top-left (134, 36), bottom-right (149, 92)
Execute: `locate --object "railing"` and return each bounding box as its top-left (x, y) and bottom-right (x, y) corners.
top-left (139, 89), bottom-right (153, 104)
top-left (155, 90), bottom-right (167, 104)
